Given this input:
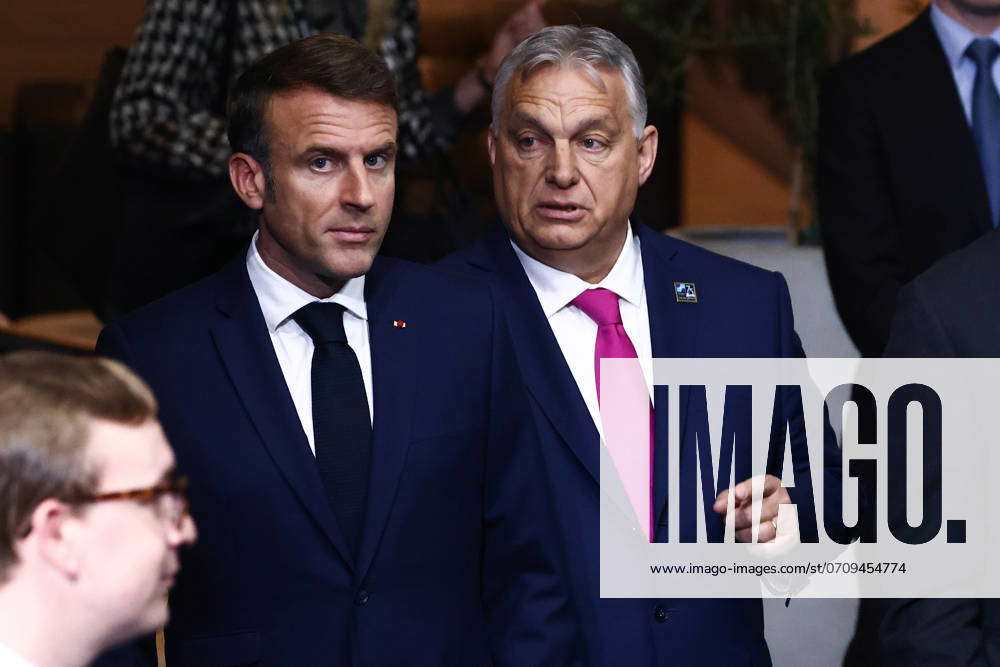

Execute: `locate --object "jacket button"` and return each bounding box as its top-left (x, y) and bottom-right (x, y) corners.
top-left (653, 605), bottom-right (668, 622)
top-left (356, 590), bottom-right (370, 606)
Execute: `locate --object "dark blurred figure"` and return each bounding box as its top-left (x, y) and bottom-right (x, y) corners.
top-left (819, 0), bottom-right (1000, 359)
top-left (876, 227), bottom-right (1000, 665)
top-left (823, 3), bottom-right (1000, 663)
top-left (104, 0), bottom-right (545, 316)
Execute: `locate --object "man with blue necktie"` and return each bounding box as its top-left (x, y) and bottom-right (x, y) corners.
top-left (819, 0), bottom-right (1000, 358)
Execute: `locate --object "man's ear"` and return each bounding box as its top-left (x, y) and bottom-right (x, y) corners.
top-left (27, 499), bottom-right (83, 579)
top-left (636, 125), bottom-right (659, 187)
top-left (229, 153), bottom-right (268, 210)
top-left (487, 128), bottom-right (497, 167)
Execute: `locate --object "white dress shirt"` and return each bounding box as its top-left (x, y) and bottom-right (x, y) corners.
top-left (512, 224), bottom-right (653, 438)
top-left (0, 642), bottom-right (36, 667)
top-left (246, 231), bottom-right (374, 454)
top-left (931, 2), bottom-right (1000, 125)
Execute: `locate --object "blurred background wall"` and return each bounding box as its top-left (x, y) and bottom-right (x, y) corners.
top-left (0, 0), bottom-right (930, 251)
top-left (0, 2), bottom-right (145, 125)
top-left (0, 1), bottom-right (935, 663)
top-left (0, 6), bottom-right (938, 357)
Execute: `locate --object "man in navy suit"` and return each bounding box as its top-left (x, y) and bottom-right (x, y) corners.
top-left (443, 26), bottom-right (840, 666)
top-left (94, 34), bottom-right (572, 666)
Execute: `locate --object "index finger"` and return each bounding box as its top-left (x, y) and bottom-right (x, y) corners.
top-left (761, 474), bottom-right (782, 497)
top-left (713, 487), bottom-right (731, 514)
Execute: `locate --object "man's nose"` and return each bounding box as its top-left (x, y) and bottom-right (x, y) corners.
top-left (169, 513), bottom-right (197, 547)
top-left (545, 141), bottom-right (580, 189)
top-left (341, 162), bottom-right (376, 212)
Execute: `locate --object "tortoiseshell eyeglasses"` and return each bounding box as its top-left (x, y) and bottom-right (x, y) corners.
top-left (18, 474), bottom-right (190, 538)
top-left (81, 474), bottom-right (190, 528)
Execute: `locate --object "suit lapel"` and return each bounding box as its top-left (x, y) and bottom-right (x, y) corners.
top-left (636, 225), bottom-right (701, 542)
top-left (466, 230), bottom-right (600, 484)
top-left (356, 258), bottom-right (417, 581)
top-left (209, 259), bottom-right (356, 571)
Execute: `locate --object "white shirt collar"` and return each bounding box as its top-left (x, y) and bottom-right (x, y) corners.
top-left (511, 223), bottom-right (644, 319)
top-left (246, 230), bottom-right (368, 333)
top-left (931, 2), bottom-right (1000, 69)
top-left (0, 641), bottom-right (36, 667)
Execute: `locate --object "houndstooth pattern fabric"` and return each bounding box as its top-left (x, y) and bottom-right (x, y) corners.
top-left (110, 0), bottom-right (445, 179)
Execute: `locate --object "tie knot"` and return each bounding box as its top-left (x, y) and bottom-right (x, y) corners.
top-left (293, 301), bottom-right (347, 344)
top-left (966, 38), bottom-right (1000, 69)
top-left (571, 287), bottom-right (623, 326)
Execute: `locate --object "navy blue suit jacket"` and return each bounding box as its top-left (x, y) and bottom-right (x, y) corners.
top-left (442, 223), bottom-right (841, 666)
top-left (94, 255), bottom-right (574, 666)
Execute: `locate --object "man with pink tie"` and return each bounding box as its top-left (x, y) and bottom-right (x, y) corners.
top-left (442, 25), bottom-right (831, 665)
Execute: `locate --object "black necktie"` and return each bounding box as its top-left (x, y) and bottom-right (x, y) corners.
top-left (293, 301), bottom-right (372, 555)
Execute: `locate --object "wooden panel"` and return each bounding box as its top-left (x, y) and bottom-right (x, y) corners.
top-left (685, 57), bottom-right (797, 186)
top-left (853, 0), bottom-right (928, 52)
top-left (681, 111), bottom-right (806, 229)
top-left (0, 1), bottom-right (145, 126)
top-left (3, 310), bottom-right (101, 351)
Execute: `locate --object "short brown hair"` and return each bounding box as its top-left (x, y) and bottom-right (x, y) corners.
top-left (0, 351), bottom-right (157, 582)
top-left (227, 33), bottom-right (399, 185)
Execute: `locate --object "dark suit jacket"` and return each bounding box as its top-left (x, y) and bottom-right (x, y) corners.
top-left (885, 227), bottom-right (1000, 357)
top-left (441, 223), bottom-right (844, 666)
top-left (818, 8), bottom-right (994, 357)
top-left (93, 255), bottom-right (574, 666)
top-left (878, 228), bottom-right (1000, 666)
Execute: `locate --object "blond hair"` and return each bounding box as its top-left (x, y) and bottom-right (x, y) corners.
top-left (0, 351), bottom-right (157, 581)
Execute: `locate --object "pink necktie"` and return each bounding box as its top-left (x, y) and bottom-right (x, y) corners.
top-left (571, 288), bottom-right (653, 541)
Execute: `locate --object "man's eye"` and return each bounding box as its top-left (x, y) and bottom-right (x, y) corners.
top-left (517, 136), bottom-right (537, 149)
top-left (311, 157), bottom-right (331, 170)
top-left (364, 154), bottom-right (387, 168)
top-left (581, 138), bottom-right (605, 151)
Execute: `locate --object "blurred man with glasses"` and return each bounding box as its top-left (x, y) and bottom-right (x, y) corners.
top-left (0, 351), bottom-right (196, 667)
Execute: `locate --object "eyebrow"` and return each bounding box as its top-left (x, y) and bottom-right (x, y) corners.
top-left (508, 111), bottom-right (551, 137)
top-left (369, 141), bottom-right (398, 157)
top-left (508, 111), bottom-right (621, 140)
top-left (302, 141), bottom-right (398, 158)
top-left (155, 466), bottom-right (177, 485)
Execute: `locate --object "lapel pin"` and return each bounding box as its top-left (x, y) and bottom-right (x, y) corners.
top-left (393, 320), bottom-right (407, 328)
top-left (673, 282), bottom-right (698, 303)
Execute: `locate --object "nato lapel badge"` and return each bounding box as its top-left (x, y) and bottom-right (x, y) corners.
top-left (673, 282), bottom-right (698, 303)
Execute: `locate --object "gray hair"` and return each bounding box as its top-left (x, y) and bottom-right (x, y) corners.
top-left (491, 25), bottom-right (647, 138)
